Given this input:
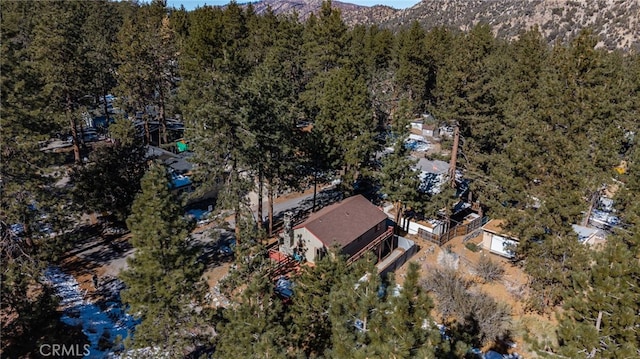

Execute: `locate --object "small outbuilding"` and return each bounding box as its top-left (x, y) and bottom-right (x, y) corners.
top-left (481, 219), bottom-right (518, 258)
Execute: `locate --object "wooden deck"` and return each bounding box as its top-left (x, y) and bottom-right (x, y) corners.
top-left (346, 226), bottom-right (395, 265)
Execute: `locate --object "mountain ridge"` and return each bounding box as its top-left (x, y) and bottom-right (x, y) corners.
top-left (244, 0), bottom-right (640, 51)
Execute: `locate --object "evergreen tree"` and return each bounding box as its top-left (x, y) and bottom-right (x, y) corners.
top-left (242, 17), bottom-right (303, 235)
top-left (286, 254), bottom-right (349, 356)
top-left (379, 104), bottom-right (420, 232)
top-left (300, 1), bottom-right (348, 119)
top-left (72, 119), bottom-right (147, 223)
top-left (364, 25), bottom-right (395, 128)
top-left (325, 258), bottom-right (439, 358)
top-left (217, 219), bottom-right (270, 299)
top-left (617, 137), bottom-right (640, 231)
top-left (30, 0), bottom-right (92, 164)
top-left (302, 1), bottom-right (347, 76)
top-left (115, 0), bottom-right (177, 145)
top-left (396, 21), bottom-right (432, 112)
top-left (179, 3), bottom-right (255, 240)
top-left (1, 3), bottom-right (85, 354)
top-left (214, 219), bottom-right (287, 356)
top-left (325, 257), bottom-right (382, 358)
top-left (215, 274), bottom-right (287, 358)
top-left (120, 162), bottom-right (206, 356)
top-left (557, 143), bottom-right (640, 357)
top-left (557, 233), bottom-right (640, 358)
top-left (314, 66), bottom-right (376, 194)
top-left (370, 263), bottom-right (437, 358)
top-left (365, 25), bottom-right (394, 73)
top-left (82, 0), bottom-right (122, 122)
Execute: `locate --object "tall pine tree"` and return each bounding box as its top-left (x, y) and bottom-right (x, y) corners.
top-left (380, 102), bottom-right (420, 233)
top-left (120, 162), bottom-right (206, 356)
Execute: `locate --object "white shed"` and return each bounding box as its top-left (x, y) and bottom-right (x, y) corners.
top-left (481, 219), bottom-right (518, 258)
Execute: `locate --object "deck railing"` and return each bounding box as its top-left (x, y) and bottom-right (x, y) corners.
top-left (346, 226), bottom-right (394, 265)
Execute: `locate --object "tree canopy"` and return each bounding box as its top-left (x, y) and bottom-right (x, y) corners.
top-left (2, 0), bottom-right (639, 357)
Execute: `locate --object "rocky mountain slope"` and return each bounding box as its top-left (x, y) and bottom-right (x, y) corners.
top-left (248, 0), bottom-right (370, 20)
top-left (246, 0), bottom-right (640, 51)
top-left (380, 0), bottom-right (640, 51)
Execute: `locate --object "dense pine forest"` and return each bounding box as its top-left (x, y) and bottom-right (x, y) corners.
top-left (1, 0), bottom-right (639, 358)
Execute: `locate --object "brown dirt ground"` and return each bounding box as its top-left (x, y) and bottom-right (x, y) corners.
top-left (394, 232), bottom-right (557, 357)
top-left (52, 190), bottom-right (559, 357)
top-left (268, 182), bottom-right (335, 204)
top-left (203, 262), bottom-right (232, 289)
top-left (59, 233), bottom-right (131, 302)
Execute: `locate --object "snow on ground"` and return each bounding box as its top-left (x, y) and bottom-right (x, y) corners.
top-left (44, 267), bottom-right (138, 359)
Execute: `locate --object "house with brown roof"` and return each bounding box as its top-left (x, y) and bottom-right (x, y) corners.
top-left (288, 195), bottom-right (395, 264)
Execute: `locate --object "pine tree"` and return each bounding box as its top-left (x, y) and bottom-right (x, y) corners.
top-left (242, 17), bottom-right (303, 235)
top-left (215, 274), bottom-right (287, 358)
top-left (286, 254), bottom-right (349, 356)
top-left (120, 162), bottom-right (206, 356)
top-left (557, 233), bottom-right (640, 358)
top-left (1, 1), bottom-right (56, 247)
top-left (396, 21), bottom-right (432, 112)
top-left (314, 66), bottom-right (376, 194)
top-left (302, 1), bottom-right (347, 76)
top-left (179, 3), bottom-right (255, 240)
top-left (81, 0), bottom-right (122, 122)
top-left (364, 25), bottom-right (395, 128)
top-left (523, 233), bottom-right (591, 313)
top-left (115, 0), bottom-right (177, 145)
top-left (365, 25), bottom-right (394, 73)
top-left (379, 103), bottom-right (420, 232)
top-left (300, 1), bottom-right (348, 119)
top-left (217, 219), bottom-right (270, 299)
top-left (1, 2), bottom-right (83, 354)
top-left (30, 0), bottom-right (92, 164)
top-left (557, 142), bottom-right (640, 357)
top-left (325, 257), bottom-right (382, 358)
top-left (368, 263), bottom-right (438, 358)
top-left (72, 119), bottom-right (147, 223)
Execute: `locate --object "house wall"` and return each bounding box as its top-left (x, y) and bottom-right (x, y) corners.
top-left (341, 219), bottom-right (388, 258)
top-left (295, 218), bottom-right (389, 263)
top-left (293, 227), bottom-right (325, 263)
top-left (410, 122), bottom-right (423, 131)
top-left (481, 231), bottom-right (493, 251)
top-left (422, 128), bottom-right (439, 138)
top-left (401, 218), bottom-right (445, 236)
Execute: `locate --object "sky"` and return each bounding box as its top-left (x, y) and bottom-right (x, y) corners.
top-left (166, 0), bottom-right (422, 11)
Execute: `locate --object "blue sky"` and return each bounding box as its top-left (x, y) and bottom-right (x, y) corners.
top-left (166, 1), bottom-right (422, 11)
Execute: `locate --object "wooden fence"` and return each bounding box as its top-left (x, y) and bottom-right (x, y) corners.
top-left (417, 216), bottom-right (488, 246)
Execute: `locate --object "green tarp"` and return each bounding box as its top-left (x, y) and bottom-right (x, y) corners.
top-left (176, 141), bottom-right (188, 153)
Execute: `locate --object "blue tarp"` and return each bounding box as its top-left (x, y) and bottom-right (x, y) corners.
top-left (186, 209), bottom-right (208, 221)
top-left (170, 173), bottom-right (192, 189)
top-left (275, 277), bottom-right (293, 298)
top-left (484, 351), bottom-right (504, 359)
